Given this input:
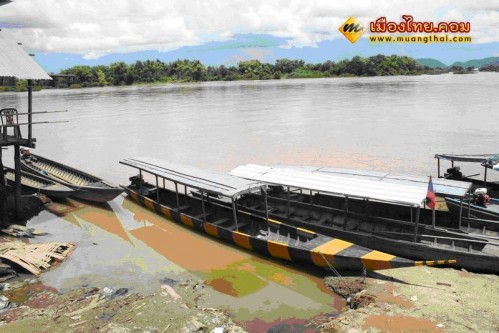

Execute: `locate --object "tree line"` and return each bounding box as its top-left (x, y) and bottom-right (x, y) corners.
top-left (1, 54), bottom-right (496, 92)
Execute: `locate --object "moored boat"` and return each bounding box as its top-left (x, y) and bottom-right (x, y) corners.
top-left (445, 196), bottom-right (499, 224)
top-left (435, 153), bottom-right (499, 197)
top-left (20, 149), bottom-right (123, 203)
top-left (229, 164), bottom-right (499, 274)
top-left (119, 157), bottom-right (456, 272)
top-left (3, 167), bottom-right (74, 199)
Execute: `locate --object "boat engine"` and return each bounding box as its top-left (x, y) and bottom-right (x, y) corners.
top-left (472, 188), bottom-right (490, 206)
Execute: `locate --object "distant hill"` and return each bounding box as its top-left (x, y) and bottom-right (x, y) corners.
top-left (416, 58), bottom-right (448, 68)
top-left (451, 57), bottom-right (499, 69)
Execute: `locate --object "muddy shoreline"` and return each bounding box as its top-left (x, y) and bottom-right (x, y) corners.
top-left (0, 195), bottom-right (497, 332)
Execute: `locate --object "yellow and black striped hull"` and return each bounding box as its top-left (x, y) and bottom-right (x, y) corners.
top-left (124, 187), bottom-right (453, 271)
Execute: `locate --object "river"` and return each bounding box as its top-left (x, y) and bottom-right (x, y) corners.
top-left (1, 73), bottom-right (498, 331)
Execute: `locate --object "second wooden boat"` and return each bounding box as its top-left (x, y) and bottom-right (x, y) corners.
top-left (3, 167), bottom-right (73, 199)
top-left (229, 164), bottom-right (499, 274)
top-left (20, 150), bottom-right (123, 203)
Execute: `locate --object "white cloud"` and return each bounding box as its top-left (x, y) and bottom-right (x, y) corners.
top-left (0, 0), bottom-right (496, 58)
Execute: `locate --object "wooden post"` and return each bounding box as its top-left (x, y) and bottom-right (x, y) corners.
top-left (28, 79), bottom-right (33, 144)
top-left (0, 148), bottom-right (8, 225)
top-left (14, 144), bottom-right (21, 218)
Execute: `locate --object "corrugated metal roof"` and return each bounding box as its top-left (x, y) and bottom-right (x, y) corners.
top-left (273, 165), bottom-right (472, 197)
top-left (0, 36), bottom-right (52, 80)
top-left (231, 164), bottom-right (430, 207)
top-left (120, 158), bottom-right (261, 197)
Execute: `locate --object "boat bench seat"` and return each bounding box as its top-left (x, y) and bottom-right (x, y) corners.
top-left (193, 212), bottom-right (213, 220)
top-left (228, 222), bottom-right (248, 231)
top-left (211, 218), bottom-right (231, 226)
top-left (175, 204), bottom-right (191, 212)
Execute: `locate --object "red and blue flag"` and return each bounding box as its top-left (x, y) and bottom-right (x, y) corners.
top-left (426, 176), bottom-right (436, 210)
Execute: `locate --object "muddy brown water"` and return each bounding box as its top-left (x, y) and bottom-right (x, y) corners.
top-left (1, 73), bottom-right (497, 330)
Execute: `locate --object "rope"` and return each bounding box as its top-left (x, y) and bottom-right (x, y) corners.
top-left (320, 252), bottom-right (342, 278)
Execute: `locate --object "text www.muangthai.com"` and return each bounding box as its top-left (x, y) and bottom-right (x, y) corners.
top-left (369, 35), bottom-right (472, 43)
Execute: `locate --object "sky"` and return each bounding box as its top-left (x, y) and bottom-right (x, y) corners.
top-left (0, 0), bottom-right (498, 73)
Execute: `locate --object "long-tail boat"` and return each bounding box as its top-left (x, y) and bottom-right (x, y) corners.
top-left (119, 158), bottom-right (455, 272)
top-left (228, 164), bottom-right (498, 274)
top-left (20, 149), bottom-right (123, 203)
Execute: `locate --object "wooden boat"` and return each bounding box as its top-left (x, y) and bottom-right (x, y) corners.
top-left (229, 164), bottom-right (499, 274)
top-left (238, 164), bottom-right (499, 241)
top-left (119, 158), bottom-right (456, 272)
top-left (3, 167), bottom-right (74, 199)
top-left (435, 153), bottom-right (499, 197)
top-left (20, 150), bottom-right (123, 203)
top-left (446, 196), bottom-right (499, 224)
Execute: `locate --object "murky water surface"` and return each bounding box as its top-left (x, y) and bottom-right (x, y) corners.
top-left (2, 73), bottom-right (497, 329)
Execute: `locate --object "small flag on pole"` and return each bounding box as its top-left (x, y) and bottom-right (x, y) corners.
top-left (426, 176), bottom-right (436, 210)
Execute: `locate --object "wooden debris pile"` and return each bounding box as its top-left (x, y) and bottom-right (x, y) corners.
top-left (0, 241), bottom-right (75, 276)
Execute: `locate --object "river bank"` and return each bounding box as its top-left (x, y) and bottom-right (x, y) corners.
top-left (0, 265), bottom-right (497, 332)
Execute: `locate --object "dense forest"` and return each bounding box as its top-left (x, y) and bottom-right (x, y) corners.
top-left (1, 54), bottom-right (496, 92)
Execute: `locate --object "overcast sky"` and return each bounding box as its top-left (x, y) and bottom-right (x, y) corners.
top-left (0, 0), bottom-right (497, 59)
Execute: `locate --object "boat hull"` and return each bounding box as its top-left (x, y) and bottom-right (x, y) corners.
top-left (123, 186), bottom-right (423, 272)
top-left (20, 153), bottom-right (123, 203)
top-left (215, 192), bottom-right (499, 274)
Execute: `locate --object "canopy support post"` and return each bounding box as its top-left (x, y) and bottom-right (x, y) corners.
top-left (484, 166), bottom-right (488, 187)
top-left (155, 175), bottom-right (160, 203)
top-left (232, 197), bottom-right (238, 230)
top-left (286, 186), bottom-right (290, 221)
top-left (200, 190), bottom-right (206, 221)
top-left (139, 170), bottom-right (143, 194)
top-left (174, 182), bottom-right (180, 210)
top-left (413, 206), bottom-right (421, 243)
top-left (467, 189), bottom-right (471, 218)
top-left (458, 198), bottom-right (463, 229)
top-left (343, 196), bottom-right (349, 230)
top-left (263, 187), bottom-right (269, 222)
top-left (437, 158), bottom-right (440, 178)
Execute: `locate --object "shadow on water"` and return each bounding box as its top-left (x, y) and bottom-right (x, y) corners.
top-left (29, 195), bottom-right (344, 330)
top-left (121, 197), bottom-right (344, 328)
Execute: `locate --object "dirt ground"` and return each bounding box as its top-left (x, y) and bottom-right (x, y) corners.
top-left (321, 267), bottom-right (499, 333)
top-left (0, 278), bottom-right (245, 333)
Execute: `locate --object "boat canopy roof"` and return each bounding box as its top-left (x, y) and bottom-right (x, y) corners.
top-left (435, 153), bottom-right (498, 163)
top-left (231, 164), bottom-right (432, 207)
top-left (272, 165), bottom-right (472, 198)
top-left (120, 158), bottom-right (261, 198)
